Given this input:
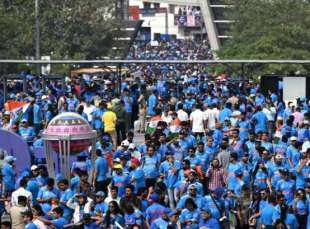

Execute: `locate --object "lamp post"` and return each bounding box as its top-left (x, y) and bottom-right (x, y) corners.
top-left (35, 0), bottom-right (41, 76)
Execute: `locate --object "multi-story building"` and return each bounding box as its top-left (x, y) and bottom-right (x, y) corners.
top-left (129, 0), bottom-right (233, 50)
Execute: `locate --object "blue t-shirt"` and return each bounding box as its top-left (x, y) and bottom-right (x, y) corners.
top-left (25, 222), bottom-right (38, 229)
top-left (219, 108), bottom-right (231, 123)
top-left (145, 203), bottom-right (167, 224)
top-left (27, 178), bottom-right (40, 204)
top-left (123, 96), bottom-right (133, 113)
top-left (251, 111), bottom-right (268, 133)
top-left (95, 157), bottom-right (108, 182)
top-left (179, 209), bottom-right (200, 228)
top-left (112, 173), bottom-right (129, 197)
top-left (199, 217), bottom-right (220, 229)
top-left (147, 94), bottom-right (157, 116)
top-left (37, 187), bottom-right (60, 213)
top-left (2, 164), bottom-right (16, 191)
top-left (53, 217), bottom-right (68, 229)
top-left (150, 218), bottom-right (168, 229)
top-left (287, 146), bottom-right (300, 168)
top-left (142, 154), bottom-right (159, 178)
top-left (276, 179), bottom-right (295, 205)
top-left (130, 167), bottom-right (145, 192)
top-left (260, 203), bottom-right (276, 226)
top-left (159, 160), bottom-right (182, 188)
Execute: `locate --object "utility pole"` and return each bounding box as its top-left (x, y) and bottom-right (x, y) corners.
top-left (35, 0), bottom-right (41, 77)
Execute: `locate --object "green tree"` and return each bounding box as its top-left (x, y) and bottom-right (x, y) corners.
top-left (0, 0), bottom-right (119, 61)
top-left (219, 0), bottom-right (310, 76)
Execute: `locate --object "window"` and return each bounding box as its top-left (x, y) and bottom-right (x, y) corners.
top-left (143, 2), bottom-right (151, 9)
top-left (154, 3), bottom-right (160, 9)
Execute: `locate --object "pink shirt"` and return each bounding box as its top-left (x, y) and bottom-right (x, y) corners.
top-left (292, 111), bottom-right (303, 126)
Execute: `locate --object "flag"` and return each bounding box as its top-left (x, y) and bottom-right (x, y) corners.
top-left (187, 15), bottom-right (195, 27)
top-left (5, 100), bottom-right (30, 124)
top-left (4, 100), bottom-right (28, 112)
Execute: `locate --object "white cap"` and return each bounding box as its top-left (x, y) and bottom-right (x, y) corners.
top-left (231, 111), bottom-right (241, 117)
top-left (128, 143), bottom-right (135, 150)
top-left (303, 120), bottom-right (309, 125)
top-left (121, 140), bottom-right (130, 147)
top-left (21, 118), bottom-right (28, 122)
top-left (290, 136), bottom-right (297, 141)
top-left (31, 165), bottom-right (39, 171)
top-left (277, 116), bottom-right (283, 120)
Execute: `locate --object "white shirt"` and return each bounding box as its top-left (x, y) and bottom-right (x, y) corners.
top-left (190, 109), bottom-right (206, 133)
top-left (205, 108), bottom-right (219, 130)
top-left (177, 109), bottom-right (189, 122)
top-left (263, 108), bottom-right (274, 121)
top-left (11, 187), bottom-right (32, 206)
top-left (33, 219), bottom-right (47, 229)
top-left (67, 197), bottom-right (93, 224)
top-left (84, 104), bottom-right (96, 122)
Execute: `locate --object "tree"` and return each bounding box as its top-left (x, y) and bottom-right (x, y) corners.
top-left (0, 0), bottom-right (119, 61)
top-left (218, 0), bottom-right (310, 77)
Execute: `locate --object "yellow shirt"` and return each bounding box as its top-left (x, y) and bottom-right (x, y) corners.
top-left (102, 111), bottom-right (117, 132)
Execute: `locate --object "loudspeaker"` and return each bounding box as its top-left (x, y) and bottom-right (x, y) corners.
top-left (260, 75), bottom-right (283, 97)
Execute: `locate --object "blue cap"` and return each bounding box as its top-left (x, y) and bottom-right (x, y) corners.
top-left (149, 193), bottom-right (159, 202)
top-left (56, 173), bottom-right (65, 181)
top-left (78, 151), bottom-right (88, 158)
top-left (95, 191), bottom-right (105, 197)
top-left (234, 169), bottom-right (243, 176)
top-left (202, 208), bottom-right (212, 214)
top-left (168, 210), bottom-right (179, 217)
top-left (165, 151), bottom-right (174, 156)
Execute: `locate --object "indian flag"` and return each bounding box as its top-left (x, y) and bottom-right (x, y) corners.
top-left (5, 100), bottom-right (30, 124)
top-left (146, 117), bottom-right (162, 135)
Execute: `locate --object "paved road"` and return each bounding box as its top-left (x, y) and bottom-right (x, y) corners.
top-left (133, 132), bottom-right (144, 146)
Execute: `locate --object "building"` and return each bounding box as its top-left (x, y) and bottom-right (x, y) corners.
top-left (129, 0), bottom-right (207, 41)
top-left (129, 0), bottom-right (233, 51)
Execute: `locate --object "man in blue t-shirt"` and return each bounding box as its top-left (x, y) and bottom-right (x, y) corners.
top-left (93, 149), bottom-right (109, 195)
top-left (38, 207), bottom-right (68, 229)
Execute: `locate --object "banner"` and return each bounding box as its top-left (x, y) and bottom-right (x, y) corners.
top-left (187, 15), bottom-right (196, 27)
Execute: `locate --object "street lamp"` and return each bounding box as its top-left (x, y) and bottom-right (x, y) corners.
top-left (35, 0), bottom-right (41, 76)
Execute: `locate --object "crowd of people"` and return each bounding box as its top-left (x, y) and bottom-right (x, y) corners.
top-left (0, 39), bottom-right (309, 229)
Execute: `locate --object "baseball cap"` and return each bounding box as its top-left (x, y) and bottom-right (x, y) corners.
top-left (131, 157), bottom-right (140, 167)
top-left (290, 136), bottom-right (297, 141)
top-left (113, 157), bottom-right (121, 163)
top-left (128, 143), bottom-right (135, 150)
top-left (113, 164), bottom-right (123, 170)
top-left (121, 140), bottom-right (130, 147)
top-left (95, 191), bottom-right (105, 197)
top-left (31, 165), bottom-right (39, 171)
top-left (21, 118), bottom-right (28, 123)
top-left (149, 193), bottom-right (159, 202)
top-left (165, 151), bottom-right (174, 156)
top-left (303, 120), bottom-right (309, 125)
top-left (78, 151), bottom-right (88, 158)
top-left (201, 208), bottom-right (212, 214)
top-left (168, 210), bottom-right (179, 217)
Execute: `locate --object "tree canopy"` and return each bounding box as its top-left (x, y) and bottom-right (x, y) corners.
top-left (0, 0), bottom-right (118, 60)
top-left (218, 0), bottom-right (310, 76)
